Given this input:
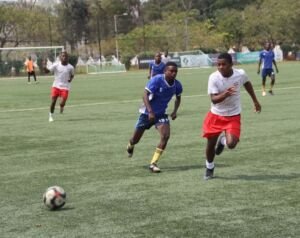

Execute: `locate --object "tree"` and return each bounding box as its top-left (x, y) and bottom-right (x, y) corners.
top-left (0, 5), bottom-right (53, 48)
top-left (215, 8), bottom-right (246, 50)
top-left (56, 0), bottom-right (90, 51)
top-left (241, 0), bottom-right (300, 49)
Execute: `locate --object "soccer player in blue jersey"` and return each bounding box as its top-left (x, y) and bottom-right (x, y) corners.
top-left (127, 62), bottom-right (183, 173)
top-left (257, 42), bottom-right (279, 96)
top-left (147, 52), bottom-right (166, 79)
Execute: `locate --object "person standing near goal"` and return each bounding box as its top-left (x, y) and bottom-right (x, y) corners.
top-left (24, 56), bottom-right (38, 84)
top-left (43, 51), bottom-right (74, 122)
top-left (202, 53), bottom-right (261, 180)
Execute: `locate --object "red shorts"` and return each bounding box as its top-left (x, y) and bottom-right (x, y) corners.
top-left (51, 87), bottom-right (69, 100)
top-left (202, 111), bottom-right (241, 138)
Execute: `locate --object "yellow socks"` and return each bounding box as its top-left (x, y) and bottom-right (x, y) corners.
top-left (150, 148), bottom-right (164, 164)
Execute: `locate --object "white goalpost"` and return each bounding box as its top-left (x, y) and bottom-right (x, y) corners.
top-left (86, 62), bottom-right (127, 74)
top-left (170, 50), bottom-right (213, 68)
top-left (85, 55), bottom-right (127, 74)
top-left (0, 46), bottom-right (64, 77)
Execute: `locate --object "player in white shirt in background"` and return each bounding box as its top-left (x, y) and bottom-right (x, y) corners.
top-left (161, 50), bottom-right (171, 64)
top-left (43, 51), bottom-right (75, 122)
top-left (202, 53), bottom-right (261, 180)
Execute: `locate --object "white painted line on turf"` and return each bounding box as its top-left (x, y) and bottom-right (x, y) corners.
top-left (0, 86), bottom-right (299, 113)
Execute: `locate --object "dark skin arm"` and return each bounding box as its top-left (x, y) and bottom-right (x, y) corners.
top-left (148, 65), bottom-right (152, 79)
top-left (258, 58), bottom-right (279, 74)
top-left (143, 90), bottom-right (155, 121)
top-left (257, 58), bottom-right (262, 74)
top-left (272, 60), bottom-right (279, 73)
top-left (244, 81), bottom-right (261, 112)
top-left (210, 86), bottom-right (236, 104)
top-left (211, 83), bottom-right (261, 113)
top-left (143, 90), bottom-right (181, 121)
top-left (68, 75), bottom-right (74, 83)
top-left (170, 95), bottom-right (181, 120)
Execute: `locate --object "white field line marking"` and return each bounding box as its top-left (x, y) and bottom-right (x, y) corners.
top-left (0, 86), bottom-right (299, 113)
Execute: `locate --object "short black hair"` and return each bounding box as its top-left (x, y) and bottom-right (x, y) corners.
top-left (165, 61), bottom-right (177, 68)
top-left (218, 53), bottom-right (233, 64)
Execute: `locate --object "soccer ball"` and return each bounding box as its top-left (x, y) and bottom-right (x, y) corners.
top-left (43, 186), bottom-right (66, 210)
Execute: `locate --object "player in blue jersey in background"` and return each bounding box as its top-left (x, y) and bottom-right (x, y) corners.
top-left (127, 61), bottom-right (183, 173)
top-left (148, 52), bottom-right (166, 79)
top-left (257, 42), bottom-right (279, 96)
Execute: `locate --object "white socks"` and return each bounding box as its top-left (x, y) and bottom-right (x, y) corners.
top-left (221, 136), bottom-right (226, 145)
top-left (206, 160), bottom-right (215, 170)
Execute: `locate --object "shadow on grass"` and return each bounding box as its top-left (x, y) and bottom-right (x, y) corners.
top-left (65, 117), bottom-right (99, 122)
top-left (142, 163), bottom-right (229, 172)
top-left (218, 173), bottom-right (300, 181)
top-left (48, 206), bottom-right (75, 212)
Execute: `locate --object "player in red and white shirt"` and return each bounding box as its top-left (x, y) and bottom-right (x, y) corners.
top-left (202, 53), bottom-right (261, 180)
top-left (44, 51), bottom-right (75, 122)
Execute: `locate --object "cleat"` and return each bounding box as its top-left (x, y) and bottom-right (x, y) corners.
top-left (204, 168), bottom-right (214, 180)
top-left (126, 143), bottom-right (134, 157)
top-left (149, 163), bottom-right (161, 173)
top-left (268, 90), bottom-right (274, 95)
top-left (49, 116), bottom-right (54, 122)
top-left (262, 91), bottom-right (266, 96)
top-left (215, 134), bottom-right (225, 155)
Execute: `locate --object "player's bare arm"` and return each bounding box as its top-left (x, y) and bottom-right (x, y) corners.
top-left (170, 95), bottom-right (181, 120)
top-left (143, 90), bottom-right (155, 121)
top-left (68, 75), bottom-right (74, 83)
top-left (257, 59), bottom-right (262, 74)
top-left (42, 59), bottom-right (50, 73)
top-left (244, 81), bottom-right (261, 113)
top-left (273, 60), bottom-right (279, 73)
top-left (210, 86), bottom-right (236, 104)
top-left (147, 66), bottom-right (151, 79)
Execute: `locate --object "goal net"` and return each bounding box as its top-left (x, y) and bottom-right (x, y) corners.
top-left (86, 63), bottom-right (127, 74)
top-left (86, 56), bottom-right (126, 74)
top-left (0, 46), bottom-right (64, 77)
top-left (170, 50), bottom-right (213, 68)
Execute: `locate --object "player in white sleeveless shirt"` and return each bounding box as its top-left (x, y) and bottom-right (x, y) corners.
top-left (202, 53), bottom-right (261, 180)
top-left (43, 51), bottom-right (75, 122)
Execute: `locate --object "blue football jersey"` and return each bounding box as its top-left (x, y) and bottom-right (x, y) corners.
top-left (149, 61), bottom-right (165, 78)
top-left (139, 74), bottom-right (183, 115)
top-left (259, 50), bottom-right (274, 69)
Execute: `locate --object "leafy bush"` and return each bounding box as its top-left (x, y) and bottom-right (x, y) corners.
top-left (121, 54), bottom-right (134, 70)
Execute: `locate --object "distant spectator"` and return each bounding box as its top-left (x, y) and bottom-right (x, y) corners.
top-left (161, 50), bottom-right (171, 64)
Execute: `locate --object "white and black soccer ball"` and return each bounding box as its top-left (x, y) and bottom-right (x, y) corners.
top-left (43, 186), bottom-right (66, 210)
